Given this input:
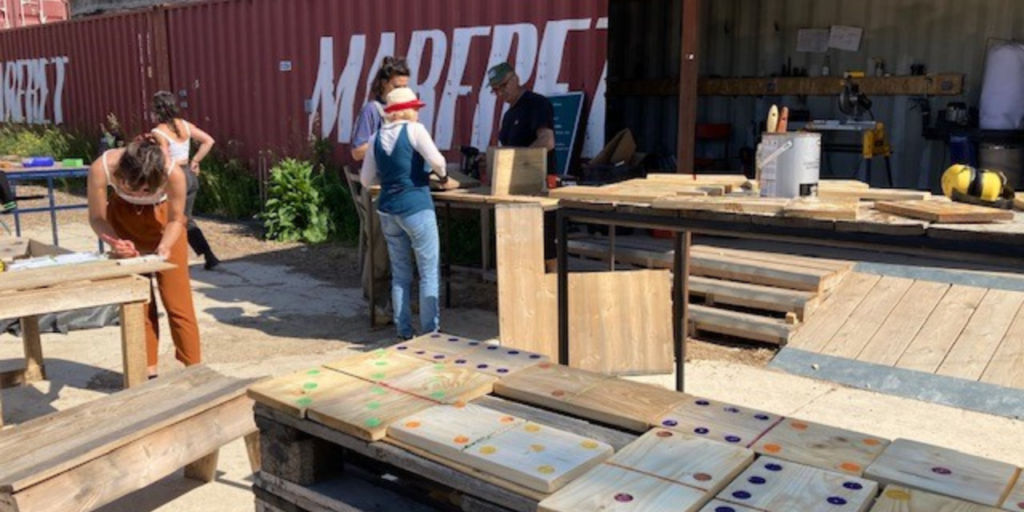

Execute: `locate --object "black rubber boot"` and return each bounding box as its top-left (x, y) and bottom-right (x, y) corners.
top-left (187, 227), bottom-right (220, 270)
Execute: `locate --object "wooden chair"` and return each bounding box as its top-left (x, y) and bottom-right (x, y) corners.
top-left (342, 166), bottom-right (369, 270)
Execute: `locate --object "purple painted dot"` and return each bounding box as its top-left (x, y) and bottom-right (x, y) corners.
top-left (455, 359), bottom-right (467, 365)
top-left (448, 337), bottom-right (458, 341)
top-left (433, 354), bottom-right (446, 359)
top-left (932, 467), bottom-right (952, 475)
top-left (755, 414), bottom-right (771, 421)
top-left (469, 341), bottom-right (480, 346)
top-left (748, 476), bottom-right (766, 485)
top-left (529, 354), bottom-right (541, 359)
top-left (725, 435), bottom-right (742, 443)
top-left (724, 407), bottom-right (740, 413)
top-left (765, 463), bottom-right (783, 472)
top-left (827, 497), bottom-right (848, 506)
top-left (843, 482), bottom-right (863, 490)
top-left (732, 491), bottom-right (752, 500)
top-left (614, 493), bottom-right (633, 503)
top-left (497, 368), bottom-right (509, 374)
top-left (694, 427), bottom-right (709, 435)
top-left (662, 419), bottom-right (679, 427)
top-left (487, 346), bottom-right (499, 351)
top-left (415, 350), bottom-right (426, 355)
top-left (431, 334), bottom-right (441, 338)
top-left (715, 508), bottom-right (737, 512)
top-left (508, 350), bottom-right (520, 355)
top-left (397, 346), bottom-right (408, 351)
top-left (477, 364), bottom-right (489, 369)
top-left (696, 400), bottom-right (711, 406)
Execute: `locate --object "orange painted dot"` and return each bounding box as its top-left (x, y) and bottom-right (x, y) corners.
top-left (656, 430), bottom-right (674, 438)
top-left (538, 362), bottom-right (553, 369)
top-left (884, 489), bottom-right (911, 501)
top-left (863, 438), bottom-right (881, 446)
top-left (763, 443), bottom-right (782, 454)
top-left (479, 446), bottom-right (497, 455)
top-left (537, 465), bottom-right (555, 474)
top-left (405, 421), bottom-right (421, 429)
top-left (840, 462), bottom-right (862, 473)
top-left (790, 421), bottom-right (809, 431)
top-left (453, 400), bottom-right (467, 408)
top-left (530, 444), bottom-right (546, 452)
top-left (581, 440), bottom-right (599, 450)
top-left (454, 436), bottom-right (470, 445)
top-left (551, 390), bottom-right (565, 397)
top-left (693, 473), bottom-right (712, 482)
top-left (525, 424), bottom-right (541, 433)
top-left (500, 416), bottom-right (516, 424)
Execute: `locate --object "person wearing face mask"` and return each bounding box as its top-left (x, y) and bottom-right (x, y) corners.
top-left (352, 56), bottom-right (411, 324)
top-left (87, 135), bottom-right (201, 378)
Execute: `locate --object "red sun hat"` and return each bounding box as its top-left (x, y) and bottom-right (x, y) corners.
top-left (384, 87), bottom-right (426, 113)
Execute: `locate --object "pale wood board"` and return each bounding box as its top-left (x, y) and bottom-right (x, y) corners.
top-left (645, 173), bottom-right (748, 191)
top-left (819, 180), bottom-right (871, 190)
top-left (0, 258), bottom-right (174, 293)
top-left (548, 185), bottom-right (694, 203)
top-left (1015, 193), bottom-right (1024, 211)
top-left (926, 212), bottom-right (1024, 247)
top-left (698, 499), bottom-right (763, 511)
top-left (870, 486), bottom-right (1006, 512)
top-left (651, 195), bottom-right (791, 214)
top-left (0, 238), bottom-right (29, 263)
top-left (897, 285), bottom-right (990, 374)
top-left (689, 304), bottom-right (794, 345)
top-left (306, 382), bottom-right (436, 442)
top-left (610, 428), bottom-right (753, 493)
top-left (455, 343), bottom-right (550, 377)
top-left (563, 379), bottom-right (691, 432)
top-left (0, 365), bottom-right (253, 493)
top-left (751, 418), bottom-right (890, 476)
top-left (489, 147), bottom-right (548, 196)
top-left (496, 204), bottom-right (558, 357)
top-left (820, 276), bottom-right (915, 359)
top-left (493, 363), bottom-right (613, 413)
top-left (691, 245), bottom-right (855, 274)
top-left (818, 188), bottom-right (930, 202)
top-left (322, 349), bottom-right (430, 383)
top-left (783, 198), bottom-right (860, 221)
top-left (856, 281), bottom-right (952, 366)
top-left (0, 275), bottom-right (149, 320)
top-left (864, 439), bottom-right (1020, 507)
top-left (690, 250), bottom-right (836, 292)
top-left (654, 397), bottom-right (782, 448)
top-left (980, 302), bottom-right (1024, 389)
top-left (384, 363), bottom-right (496, 405)
top-left (713, 456), bottom-right (879, 512)
top-left (689, 276), bottom-right (818, 319)
top-left (876, 200), bottom-right (1015, 223)
top-left (390, 339), bottom-right (475, 363)
top-left (386, 403), bottom-right (525, 464)
top-left (837, 206), bottom-right (930, 237)
top-left (397, 332), bottom-right (488, 354)
top-left (247, 368), bottom-right (363, 418)
top-left (538, 462), bottom-right (710, 512)
top-left (936, 290), bottom-right (1024, 380)
top-left (458, 421), bottom-right (613, 492)
top-left (1004, 476), bottom-right (1024, 512)
top-left (3, 395), bottom-right (254, 512)
top-left (788, 273), bottom-right (882, 353)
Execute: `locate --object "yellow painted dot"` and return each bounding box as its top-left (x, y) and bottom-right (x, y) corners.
top-left (581, 440), bottom-right (599, 450)
top-left (524, 424), bottom-right (541, 433)
top-left (530, 444), bottom-right (546, 452)
top-left (885, 489), bottom-right (911, 501)
top-left (537, 465), bottom-right (555, 474)
top-left (479, 446), bottom-right (497, 455)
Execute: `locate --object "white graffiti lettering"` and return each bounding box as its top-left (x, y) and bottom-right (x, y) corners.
top-left (0, 57), bottom-right (67, 125)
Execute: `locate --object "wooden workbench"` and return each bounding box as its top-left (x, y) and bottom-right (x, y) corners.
top-left (0, 238), bottom-right (173, 427)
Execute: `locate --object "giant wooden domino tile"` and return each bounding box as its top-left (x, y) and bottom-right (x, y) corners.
top-left (1005, 474), bottom-right (1024, 511)
top-left (247, 367), bottom-right (361, 417)
top-left (751, 417), bottom-right (889, 475)
top-left (865, 439), bottom-right (1021, 507)
top-left (493, 362), bottom-right (613, 412)
top-left (392, 336), bottom-right (476, 363)
top-left (609, 428), bottom-right (753, 495)
top-left (870, 486), bottom-right (1006, 512)
top-left (385, 362), bottom-right (496, 404)
top-left (306, 379), bottom-right (435, 441)
top-left (387, 403), bottom-right (525, 462)
top-left (451, 343), bottom-right (549, 377)
top-left (324, 349), bottom-right (430, 383)
top-left (654, 397), bottom-right (783, 448)
top-left (699, 500), bottom-right (763, 512)
top-left (711, 456), bottom-right (878, 512)
top-left (540, 463), bottom-right (711, 512)
top-left (566, 379), bottom-right (693, 432)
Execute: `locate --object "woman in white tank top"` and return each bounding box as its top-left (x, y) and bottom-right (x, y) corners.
top-left (151, 91), bottom-right (219, 269)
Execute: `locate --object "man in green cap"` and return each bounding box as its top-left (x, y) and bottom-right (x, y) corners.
top-left (487, 62), bottom-right (556, 173)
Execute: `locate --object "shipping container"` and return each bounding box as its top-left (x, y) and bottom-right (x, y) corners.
top-left (0, 0), bottom-right (69, 30)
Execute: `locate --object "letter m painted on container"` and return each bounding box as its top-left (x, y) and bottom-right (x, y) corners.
top-left (308, 36), bottom-right (365, 143)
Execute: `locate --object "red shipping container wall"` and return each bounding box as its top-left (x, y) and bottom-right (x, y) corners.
top-left (0, 0), bottom-right (69, 30)
top-left (0, 0), bottom-right (608, 162)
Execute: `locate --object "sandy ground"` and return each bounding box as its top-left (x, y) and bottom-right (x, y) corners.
top-left (2, 195), bottom-right (1022, 511)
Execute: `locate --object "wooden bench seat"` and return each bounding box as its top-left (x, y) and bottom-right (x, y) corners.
top-left (0, 365), bottom-right (259, 512)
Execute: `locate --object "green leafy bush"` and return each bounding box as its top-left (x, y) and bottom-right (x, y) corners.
top-left (261, 158), bottom-right (331, 243)
top-left (0, 125), bottom-right (94, 161)
top-left (193, 152), bottom-right (261, 219)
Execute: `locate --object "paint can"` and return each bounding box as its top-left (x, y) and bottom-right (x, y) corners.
top-left (757, 132), bottom-right (821, 198)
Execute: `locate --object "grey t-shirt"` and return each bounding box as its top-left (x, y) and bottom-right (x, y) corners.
top-left (353, 99), bottom-right (386, 149)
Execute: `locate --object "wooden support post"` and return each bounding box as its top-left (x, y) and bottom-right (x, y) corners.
top-left (480, 206), bottom-right (492, 277)
top-left (184, 450), bottom-right (220, 482)
top-left (120, 302), bottom-right (148, 388)
top-left (676, 0), bottom-right (701, 171)
top-left (245, 431), bottom-right (262, 473)
top-left (20, 315), bottom-right (45, 382)
top-left (364, 190), bottom-right (376, 328)
top-left (255, 414), bottom-right (343, 485)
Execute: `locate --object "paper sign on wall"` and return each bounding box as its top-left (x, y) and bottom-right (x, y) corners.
top-left (828, 25), bottom-right (863, 52)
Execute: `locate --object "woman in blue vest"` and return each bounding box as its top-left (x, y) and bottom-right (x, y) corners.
top-left (360, 88), bottom-right (447, 339)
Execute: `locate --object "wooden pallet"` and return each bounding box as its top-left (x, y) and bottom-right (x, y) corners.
top-left (689, 276), bottom-right (819, 320)
top-left (876, 200), bottom-right (1015, 223)
top-left (704, 457), bottom-right (879, 512)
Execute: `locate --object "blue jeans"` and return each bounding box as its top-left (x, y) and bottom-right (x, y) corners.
top-left (378, 209), bottom-right (440, 338)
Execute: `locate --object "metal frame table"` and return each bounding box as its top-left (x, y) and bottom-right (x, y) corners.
top-left (3, 165), bottom-right (91, 247)
top-left (555, 202), bottom-right (1024, 392)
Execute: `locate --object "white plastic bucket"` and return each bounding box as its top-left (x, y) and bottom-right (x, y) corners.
top-left (757, 132), bottom-right (821, 198)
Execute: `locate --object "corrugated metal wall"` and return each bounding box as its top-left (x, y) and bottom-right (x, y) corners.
top-left (0, 10), bottom-right (164, 134)
top-left (700, 0), bottom-right (1024, 190)
top-left (0, 0), bottom-right (69, 30)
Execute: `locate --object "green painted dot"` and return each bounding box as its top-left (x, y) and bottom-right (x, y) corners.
top-left (365, 417), bottom-right (382, 428)
top-left (433, 364), bottom-right (446, 370)
top-left (367, 401), bottom-right (381, 410)
top-left (373, 349), bottom-right (387, 356)
top-left (303, 382), bottom-right (319, 390)
top-left (370, 372), bottom-right (387, 380)
top-left (296, 397), bottom-right (313, 406)
top-left (430, 391), bottom-right (447, 400)
top-left (306, 369), bottom-right (321, 375)
top-left (374, 360), bottom-right (389, 367)
top-left (370, 386), bottom-right (388, 395)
